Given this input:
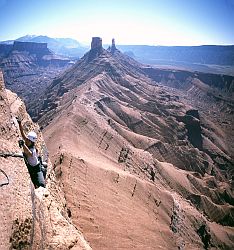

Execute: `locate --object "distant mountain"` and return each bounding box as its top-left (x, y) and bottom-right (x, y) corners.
top-left (1, 35), bottom-right (88, 58)
top-left (16, 35), bottom-right (80, 48)
top-left (16, 35), bottom-right (89, 58)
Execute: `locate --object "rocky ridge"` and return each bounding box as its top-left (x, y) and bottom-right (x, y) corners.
top-left (37, 38), bottom-right (234, 249)
top-left (0, 71), bottom-right (91, 249)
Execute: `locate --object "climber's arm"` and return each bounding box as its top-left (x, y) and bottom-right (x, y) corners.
top-left (22, 143), bottom-right (33, 157)
top-left (16, 117), bottom-right (27, 141)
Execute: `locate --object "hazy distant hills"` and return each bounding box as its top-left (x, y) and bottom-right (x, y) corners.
top-left (119, 45), bottom-right (234, 76)
top-left (16, 35), bottom-right (80, 48)
top-left (1, 35), bottom-right (88, 58)
top-left (118, 45), bottom-right (234, 66)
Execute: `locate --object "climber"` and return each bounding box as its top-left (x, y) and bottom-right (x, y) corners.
top-left (16, 117), bottom-right (46, 189)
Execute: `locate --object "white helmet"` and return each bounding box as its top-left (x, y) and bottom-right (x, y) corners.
top-left (27, 131), bottom-right (37, 142)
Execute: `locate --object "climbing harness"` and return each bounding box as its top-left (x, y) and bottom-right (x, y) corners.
top-left (0, 151), bottom-right (47, 188)
top-left (22, 152), bottom-right (46, 188)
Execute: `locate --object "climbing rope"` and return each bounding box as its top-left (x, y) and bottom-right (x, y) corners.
top-left (0, 168), bottom-right (9, 187)
top-left (0, 152), bottom-right (23, 158)
top-left (0, 152), bottom-right (23, 187)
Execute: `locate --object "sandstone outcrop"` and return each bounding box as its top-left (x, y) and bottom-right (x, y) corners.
top-left (176, 109), bottom-right (203, 150)
top-left (0, 71), bottom-right (91, 249)
top-left (90, 37), bottom-right (102, 50)
top-left (88, 37), bottom-right (104, 62)
top-left (110, 38), bottom-right (117, 53)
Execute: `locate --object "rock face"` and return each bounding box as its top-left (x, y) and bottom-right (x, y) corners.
top-left (33, 39), bottom-right (234, 249)
top-left (0, 44), bottom-right (12, 58)
top-left (185, 110), bottom-right (202, 149)
top-left (13, 41), bottom-right (50, 57)
top-left (176, 109), bottom-right (203, 150)
top-left (0, 71), bottom-right (91, 249)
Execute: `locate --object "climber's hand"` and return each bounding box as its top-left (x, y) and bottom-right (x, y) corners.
top-left (16, 116), bottom-right (22, 124)
top-left (18, 139), bottom-right (24, 148)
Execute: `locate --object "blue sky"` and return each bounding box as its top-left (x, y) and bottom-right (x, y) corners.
top-left (0, 0), bottom-right (233, 45)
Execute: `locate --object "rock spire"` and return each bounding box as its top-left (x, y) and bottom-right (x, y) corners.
top-left (91, 37), bottom-right (102, 50)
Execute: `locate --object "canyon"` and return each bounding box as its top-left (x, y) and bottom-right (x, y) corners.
top-left (0, 41), bottom-right (73, 111)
